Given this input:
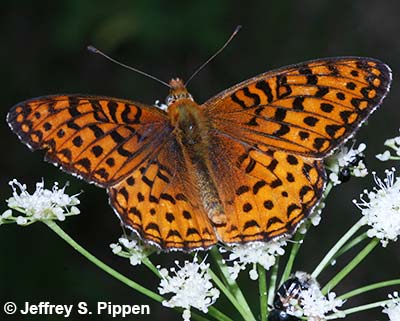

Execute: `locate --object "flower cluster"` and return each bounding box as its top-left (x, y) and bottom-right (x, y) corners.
top-left (300, 287), bottom-right (344, 320)
top-left (383, 292), bottom-right (400, 321)
top-left (326, 142), bottom-right (368, 185)
top-left (110, 234), bottom-right (154, 266)
top-left (353, 168), bottom-right (400, 247)
top-left (280, 272), bottom-right (344, 320)
top-left (220, 239), bottom-right (287, 280)
top-left (158, 257), bottom-right (220, 321)
top-left (376, 129), bottom-right (400, 161)
top-left (1, 179), bottom-right (80, 226)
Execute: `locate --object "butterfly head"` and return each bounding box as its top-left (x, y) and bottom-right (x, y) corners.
top-left (166, 78), bottom-right (193, 106)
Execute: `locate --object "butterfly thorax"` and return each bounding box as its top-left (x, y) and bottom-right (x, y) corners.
top-left (167, 78), bottom-right (208, 148)
top-left (167, 79), bottom-right (226, 226)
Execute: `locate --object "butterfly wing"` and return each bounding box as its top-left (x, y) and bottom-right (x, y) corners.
top-left (205, 57), bottom-right (391, 158)
top-left (7, 95), bottom-right (170, 186)
top-left (207, 130), bottom-right (325, 243)
top-left (8, 95), bottom-right (217, 250)
top-left (203, 57), bottom-right (391, 243)
top-left (108, 137), bottom-right (217, 250)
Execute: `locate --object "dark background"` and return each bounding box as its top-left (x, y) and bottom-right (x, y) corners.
top-left (1, 1), bottom-right (399, 320)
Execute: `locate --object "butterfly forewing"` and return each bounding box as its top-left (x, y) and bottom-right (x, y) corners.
top-left (7, 95), bottom-right (171, 186)
top-left (205, 57), bottom-right (391, 158)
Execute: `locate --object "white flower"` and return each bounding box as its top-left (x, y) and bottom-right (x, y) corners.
top-left (2, 179), bottom-right (80, 226)
top-left (353, 168), bottom-right (400, 247)
top-left (326, 142), bottom-right (368, 186)
top-left (110, 234), bottom-right (154, 266)
top-left (300, 285), bottom-right (344, 320)
top-left (377, 129), bottom-right (400, 161)
top-left (274, 272), bottom-right (344, 320)
top-left (220, 239), bottom-right (287, 280)
top-left (383, 292), bottom-right (400, 321)
top-left (158, 257), bottom-right (219, 321)
top-left (154, 100), bottom-right (168, 111)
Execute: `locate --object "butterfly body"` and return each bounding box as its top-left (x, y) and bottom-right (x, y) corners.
top-left (8, 57), bottom-right (392, 250)
top-left (167, 79), bottom-right (226, 226)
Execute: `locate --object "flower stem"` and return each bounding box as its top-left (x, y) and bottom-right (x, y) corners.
top-left (280, 230), bottom-right (304, 284)
top-left (321, 238), bottom-right (380, 294)
top-left (208, 268), bottom-right (255, 321)
top-left (44, 220), bottom-right (162, 302)
top-left (210, 248), bottom-right (255, 320)
top-left (267, 256), bottom-right (280, 307)
top-left (325, 299), bottom-right (392, 319)
top-left (258, 264), bottom-right (267, 321)
top-left (339, 279), bottom-right (400, 300)
top-left (312, 218), bottom-right (364, 279)
top-left (207, 307), bottom-right (235, 321)
top-left (280, 182), bottom-right (334, 285)
top-left (142, 257), bottom-right (161, 277)
top-left (44, 221), bottom-right (214, 321)
top-left (332, 233), bottom-right (368, 261)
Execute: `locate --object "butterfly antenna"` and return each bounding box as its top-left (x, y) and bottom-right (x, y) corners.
top-left (87, 45), bottom-right (171, 88)
top-left (185, 25), bottom-right (242, 87)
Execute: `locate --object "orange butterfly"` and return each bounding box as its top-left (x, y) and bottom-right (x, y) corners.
top-left (8, 57), bottom-right (391, 250)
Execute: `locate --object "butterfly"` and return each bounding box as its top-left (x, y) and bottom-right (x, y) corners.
top-left (7, 57), bottom-right (391, 251)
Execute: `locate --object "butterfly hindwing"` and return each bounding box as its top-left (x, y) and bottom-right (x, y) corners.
top-left (108, 138), bottom-right (217, 250)
top-left (207, 129), bottom-right (325, 243)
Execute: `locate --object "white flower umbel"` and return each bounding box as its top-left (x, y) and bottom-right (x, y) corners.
top-left (110, 234), bottom-right (154, 266)
top-left (276, 272), bottom-right (344, 320)
top-left (220, 239), bottom-right (287, 280)
top-left (377, 129), bottom-right (400, 161)
top-left (353, 168), bottom-right (400, 247)
top-left (1, 179), bottom-right (80, 226)
top-left (158, 257), bottom-right (220, 321)
top-left (383, 292), bottom-right (400, 321)
top-left (326, 142), bottom-right (368, 186)
top-left (299, 284), bottom-right (344, 320)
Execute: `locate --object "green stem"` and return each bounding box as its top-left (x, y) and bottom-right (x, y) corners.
top-left (44, 221), bottom-right (213, 321)
top-left (311, 218), bottom-right (364, 279)
top-left (142, 257), bottom-right (161, 277)
top-left (280, 231), bottom-right (305, 284)
top-left (207, 307), bottom-right (234, 321)
top-left (44, 220), bottom-right (162, 302)
top-left (280, 182), bottom-right (334, 285)
top-left (267, 257), bottom-right (280, 307)
top-left (321, 238), bottom-right (380, 294)
top-left (325, 299), bottom-right (392, 319)
top-left (208, 268), bottom-right (255, 321)
top-left (332, 233), bottom-right (368, 261)
top-left (258, 264), bottom-right (267, 321)
top-left (339, 279), bottom-right (400, 300)
top-left (210, 248), bottom-right (255, 320)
